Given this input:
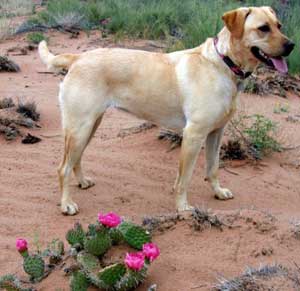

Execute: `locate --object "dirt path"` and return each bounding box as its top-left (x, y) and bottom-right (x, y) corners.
top-left (1, 31), bottom-right (300, 290)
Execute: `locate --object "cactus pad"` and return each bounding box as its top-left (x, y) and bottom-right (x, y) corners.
top-left (108, 228), bottom-right (124, 245)
top-left (115, 268), bottom-right (148, 291)
top-left (84, 231), bottom-right (111, 257)
top-left (77, 251), bottom-right (101, 273)
top-left (98, 263), bottom-right (126, 288)
top-left (66, 223), bottom-right (85, 248)
top-left (23, 255), bottom-right (45, 281)
top-left (70, 271), bottom-right (90, 291)
top-left (118, 222), bottom-right (151, 249)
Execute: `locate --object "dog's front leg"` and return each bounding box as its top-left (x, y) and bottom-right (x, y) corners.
top-left (205, 127), bottom-right (234, 200)
top-left (174, 124), bottom-right (207, 212)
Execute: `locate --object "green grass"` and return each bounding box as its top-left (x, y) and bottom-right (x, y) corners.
top-left (26, 0), bottom-right (300, 74)
top-left (27, 32), bottom-right (48, 44)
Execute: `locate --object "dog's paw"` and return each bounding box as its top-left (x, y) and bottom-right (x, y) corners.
top-left (78, 177), bottom-right (95, 189)
top-left (177, 203), bottom-right (194, 212)
top-left (214, 188), bottom-right (234, 200)
top-left (61, 200), bottom-right (79, 215)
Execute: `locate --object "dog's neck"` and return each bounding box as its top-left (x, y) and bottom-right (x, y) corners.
top-left (210, 28), bottom-right (258, 78)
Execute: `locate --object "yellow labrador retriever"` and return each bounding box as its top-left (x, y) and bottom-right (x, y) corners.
top-left (39, 6), bottom-right (294, 215)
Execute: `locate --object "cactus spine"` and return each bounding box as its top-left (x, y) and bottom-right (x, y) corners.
top-left (23, 254), bottom-right (45, 282)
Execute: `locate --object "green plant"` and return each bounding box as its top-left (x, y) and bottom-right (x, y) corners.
top-left (273, 102), bottom-right (289, 114)
top-left (65, 213), bottom-right (158, 291)
top-left (228, 113), bottom-right (281, 159)
top-left (0, 274), bottom-right (31, 291)
top-left (118, 222), bottom-right (151, 250)
top-left (244, 114), bottom-right (281, 157)
top-left (0, 0), bottom-right (34, 17)
top-left (23, 255), bottom-right (45, 282)
top-left (26, 32), bottom-right (48, 44)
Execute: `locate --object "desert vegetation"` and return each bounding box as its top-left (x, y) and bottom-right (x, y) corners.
top-left (1, 0), bottom-right (300, 290)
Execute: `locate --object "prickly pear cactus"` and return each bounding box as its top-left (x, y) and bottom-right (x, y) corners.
top-left (66, 223), bottom-right (85, 248)
top-left (118, 222), bottom-right (151, 249)
top-left (70, 271), bottom-right (90, 291)
top-left (76, 251), bottom-right (104, 288)
top-left (77, 251), bottom-right (101, 273)
top-left (23, 254), bottom-right (45, 281)
top-left (84, 231), bottom-right (111, 257)
top-left (115, 268), bottom-right (148, 291)
top-left (0, 274), bottom-right (30, 291)
top-left (109, 228), bottom-right (124, 245)
top-left (98, 263), bottom-right (126, 288)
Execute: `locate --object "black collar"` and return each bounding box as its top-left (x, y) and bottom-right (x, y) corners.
top-left (213, 37), bottom-right (252, 79)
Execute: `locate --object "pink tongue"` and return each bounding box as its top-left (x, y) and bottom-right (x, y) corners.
top-left (270, 57), bottom-right (288, 74)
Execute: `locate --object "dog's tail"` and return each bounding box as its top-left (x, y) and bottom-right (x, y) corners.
top-left (38, 40), bottom-right (79, 71)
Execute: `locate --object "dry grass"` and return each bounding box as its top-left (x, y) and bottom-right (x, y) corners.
top-left (0, 0), bottom-right (34, 17)
top-left (0, 17), bottom-right (15, 41)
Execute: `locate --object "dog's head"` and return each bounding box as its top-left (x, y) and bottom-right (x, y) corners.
top-left (222, 6), bottom-right (294, 73)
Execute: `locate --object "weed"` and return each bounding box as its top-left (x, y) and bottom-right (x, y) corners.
top-left (220, 140), bottom-right (247, 160)
top-left (191, 207), bottom-right (223, 232)
top-left (244, 114), bottom-right (281, 158)
top-left (0, 0), bottom-right (34, 17)
top-left (0, 17), bottom-right (15, 41)
top-left (157, 128), bottom-right (182, 150)
top-left (17, 101), bottom-right (40, 121)
top-left (0, 56), bottom-right (20, 72)
top-left (215, 264), bottom-right (287, 291)
top-left (26, 32), bottom-right (48, 44)
top-left (228, 114), bottom-right (281, 159)
top-left (273, 102), bottom-right (289, 114)
top-left (0, 97), bottom-right (15, 109)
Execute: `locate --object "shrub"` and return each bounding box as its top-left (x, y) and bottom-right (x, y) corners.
top-left (0, 0), bottom-right (34, 17)
top-left (26, 32), bottom-right (48, 44)
top-left (228, 113), bottom-right (281, 159)
top-left (0, 17), bottom-right (14, 41)
top-left (244, 114), bottom-right (281, 157)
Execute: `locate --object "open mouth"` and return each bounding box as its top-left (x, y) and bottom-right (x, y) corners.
top-left (251, 46), bottom-right (288, 74)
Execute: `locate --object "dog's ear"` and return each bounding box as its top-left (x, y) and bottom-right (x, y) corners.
top-left (222, 8), bottom-right (251, 38)
top-left (266, 6), bottom-right (276, 15)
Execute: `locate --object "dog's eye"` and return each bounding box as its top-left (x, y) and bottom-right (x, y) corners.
top-left (277, 23), bottom-right (282, 30)
top-left (258, 25), bottom-right (270, 32)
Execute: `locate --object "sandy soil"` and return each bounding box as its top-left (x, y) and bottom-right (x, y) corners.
top-left (1, 30), bottom-right (300, 290)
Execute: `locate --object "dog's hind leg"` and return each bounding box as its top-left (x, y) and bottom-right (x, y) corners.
top-left (205, 127), bottom-right (234, 200)
top-left (58, 117), bottom-right (103, 215)
top-left (73, 115), bottom-right (103, 189)
top-left (174, 123), bottom-right (208, 212)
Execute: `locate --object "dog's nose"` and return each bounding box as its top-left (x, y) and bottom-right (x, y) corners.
top-left (282, 40), bottom-right (295, 56)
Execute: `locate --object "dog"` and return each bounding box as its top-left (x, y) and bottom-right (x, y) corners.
top-left (39, 6), bottom-right (294, 215)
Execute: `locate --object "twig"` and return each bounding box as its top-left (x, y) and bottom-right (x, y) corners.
top-left (282, 144), bottom-right (300, 151)
top-left (191, 283), bottom-right (208, 289)
top-left (223, 167), bottom-right (239, 176)
top-left (37, 71), bottom-right (55, 74)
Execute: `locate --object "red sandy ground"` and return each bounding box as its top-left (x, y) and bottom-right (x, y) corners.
top-left (1, 30), bottom-right (300, 290)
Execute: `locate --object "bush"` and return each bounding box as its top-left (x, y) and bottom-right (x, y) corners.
top-left (0, 17), bottom-right (15, 41)
top-left (228, 113), bottom-right (281, 159)
top-left (0, 0), bottom-right (34, 17)
top-left (244, 114), bottom-right (281, 158)
top-left (27, 32), bottom-right (48, 44)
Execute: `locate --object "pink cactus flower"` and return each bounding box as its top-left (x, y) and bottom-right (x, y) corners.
top-left (16, 238), bottom-right (28, 252)
top-left (98, 212), bottom-right (121, 228)
top-left (124, 252), bottom-right (145, 271)
top-left (142, 243), bottom-right (160, 262)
